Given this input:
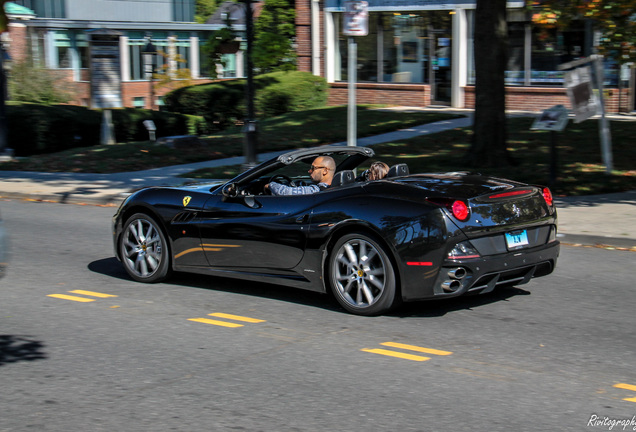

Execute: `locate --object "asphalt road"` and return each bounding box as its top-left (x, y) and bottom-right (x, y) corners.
top-left (1, 199), bottom-right (635, 432)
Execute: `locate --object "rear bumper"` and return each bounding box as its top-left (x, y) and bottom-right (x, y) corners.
top-left (405, 240), bottom-right (560, 301)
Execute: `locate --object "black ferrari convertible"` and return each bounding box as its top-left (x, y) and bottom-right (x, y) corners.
top-left (112, 145), bottom-right (559, 315)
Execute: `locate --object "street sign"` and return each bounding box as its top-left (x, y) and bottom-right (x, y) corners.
top-left (563, 66), bottom-right (599, 123)
top-left (343, 1), bottom-right (369, 36)
top-left (531, 105), bottom-right (569, 132)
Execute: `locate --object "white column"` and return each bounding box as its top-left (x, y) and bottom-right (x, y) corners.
top-left (236, 49), bottom-right (245, 78)
top-left (451, 9), bottom-right (467, 108)
top-left (325, 11), bottom-right (337, 82)
top-left (190, 35), bottom-right (200, 79)
top-left (311, 0), bottom-right (321, 76)
top-left (45, 30), bottom-right (56, 69)
top-left (119, 36), bottom-right (130, 82)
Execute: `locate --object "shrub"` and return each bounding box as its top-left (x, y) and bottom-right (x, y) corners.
top-left (8, 60), bottom-right (76, 104)
top-left (7, 103), bottom-right (100, 156)
top-left (163, 71), bottom-right (328, 129)
top-left (6, 103), bottom-right (208, 157)
top-left (255, 71), bottom-right (328, 117)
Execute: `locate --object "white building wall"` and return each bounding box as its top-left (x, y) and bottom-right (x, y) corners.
top-left (65, 0), bottom-right (173, 22)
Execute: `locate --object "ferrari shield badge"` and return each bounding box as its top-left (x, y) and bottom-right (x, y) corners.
top-left (183, 196), bottom-right (192, 207)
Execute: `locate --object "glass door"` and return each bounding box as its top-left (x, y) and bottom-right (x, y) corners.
top-left (429, 29), bottom-right (452, 104)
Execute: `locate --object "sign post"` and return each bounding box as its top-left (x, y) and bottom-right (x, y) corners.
top-left (558, 55), bottom-right (613, 174)
top-left (343, 1), bottom-right (368, 147)
top-left (531, 105), bottom-right (569, 186)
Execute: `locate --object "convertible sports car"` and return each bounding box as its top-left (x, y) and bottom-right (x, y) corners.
top-left (112, 145), bottom-right (559, 316)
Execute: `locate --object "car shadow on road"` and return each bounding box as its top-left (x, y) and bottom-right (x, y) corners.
top-left (0, 335), bottom-right (48, 366)
top-left (88, 257), bottom-right (531, 316)
top-left (392, 286), bottom-right (531, 318)
top-left (172, 272), bottom-right (344, 313)
top-left (87, 257), bottom-right (342, 313)
top-left (87, 257), bottom-right (135, 281)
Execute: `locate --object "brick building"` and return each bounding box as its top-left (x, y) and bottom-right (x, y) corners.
top-left (295, 0), bottom-right (634, 113)
top-left (2, 0), bottom-right (252, 109)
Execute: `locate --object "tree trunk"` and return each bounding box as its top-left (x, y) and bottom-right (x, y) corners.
top-left (470, 0), bottom-right (512, 167)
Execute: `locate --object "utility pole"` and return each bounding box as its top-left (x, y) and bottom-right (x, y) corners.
top-left (243, 0), bottom-right (258, 167)
top-left (343, 1), bottom-right (368, 147)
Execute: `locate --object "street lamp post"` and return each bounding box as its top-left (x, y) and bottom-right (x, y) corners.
top-left (142, 38), bottom-right (157, 110)
top-left (243, 0), bottom-right (257, 167)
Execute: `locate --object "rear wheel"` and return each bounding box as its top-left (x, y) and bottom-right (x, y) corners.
top-left (328, 233), bottom-right (398, 316)
top-left (119, 213), bottom-right (171, 283)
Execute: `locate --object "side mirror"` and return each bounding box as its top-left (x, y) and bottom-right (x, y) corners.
top-left (222, 183), bottom-right (238, 198)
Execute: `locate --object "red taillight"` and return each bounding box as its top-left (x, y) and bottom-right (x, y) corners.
top-left (452, 200), bottom-right (470, 221)
top-left (542, 187), bottom-right (553, 207)
top-left (427, 198), bottom-right (471, 221)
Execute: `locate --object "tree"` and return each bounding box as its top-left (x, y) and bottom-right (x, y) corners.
top-left (202, 24), bottom-right (240, 79)
top-left (153, 44), bottom-right (194, 92)
top-left (469, 0), bottom-right (513, 167)
top-left (532, 0), bottom-right (636, 66)
top-left (0, 0), bottom-right (9, 33)
top-left (253, 0), bottom-right (296, 73)
top-left (8, 59), bottom-right (75, 104)
top-left (195, 0), bottom-right (219, 24)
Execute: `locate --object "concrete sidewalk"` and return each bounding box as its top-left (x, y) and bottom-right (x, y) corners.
top-left (0, 112), bottom-right (634, 250)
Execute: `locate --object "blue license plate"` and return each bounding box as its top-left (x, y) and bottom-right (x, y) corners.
top-left (505, 230), bottom-right (529, 249)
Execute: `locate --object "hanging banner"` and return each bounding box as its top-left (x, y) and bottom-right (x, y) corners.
top-left (343, 1), bottom-right (369, 36)
top-left (563, 66), bottom-right (599, 123)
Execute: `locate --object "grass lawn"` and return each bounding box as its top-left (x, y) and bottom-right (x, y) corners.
top-left (0, 106), bottom-right (460, 173)
top-left (184, 115), bottom-right (636, 197)
top-left (1, 105), bottom-right (635, 196)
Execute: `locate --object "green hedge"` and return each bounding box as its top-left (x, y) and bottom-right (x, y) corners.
top-left (163, 71), bottom-right (328, 129)
top-left (6, 103), bottom-right (208, 157)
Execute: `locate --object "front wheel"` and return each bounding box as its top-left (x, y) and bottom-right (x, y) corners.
top-left (119, 213), bottom-right (171, 283)
top-left (328, 233), bottom-right (398, 316)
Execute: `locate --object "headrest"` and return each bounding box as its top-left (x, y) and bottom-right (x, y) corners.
top-left (387, 163), bottom-right (409, 178)
top-left (331, 170), bottom-right (355, 187)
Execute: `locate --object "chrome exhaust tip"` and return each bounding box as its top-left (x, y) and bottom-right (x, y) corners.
top-left (441, 280), bottom-right (462, 293)
top-left (447, 267), bottom-right (466, 280)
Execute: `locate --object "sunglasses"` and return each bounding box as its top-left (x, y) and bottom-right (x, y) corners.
top-left (309, 165), bottom-right (328, 172)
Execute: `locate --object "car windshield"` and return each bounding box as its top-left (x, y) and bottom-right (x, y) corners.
top-left (228, 150), bottom-right (370, 197)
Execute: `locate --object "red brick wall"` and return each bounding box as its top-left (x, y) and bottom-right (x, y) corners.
top-left (464, 86), bottom-right (630, 113)
top-left (328, 82), bottom-right (432, 107)
top-left (62, 78), bottom-right (213, 109)
top-left (7, 23), bottom-right (29, 63)
top-left (296, 0), bottom-right (312, 73)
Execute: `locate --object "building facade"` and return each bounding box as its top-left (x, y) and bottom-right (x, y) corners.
top-left (3, 0), bottom-right (249, 109)
top-left (296, 0), bottom-right (633, 113)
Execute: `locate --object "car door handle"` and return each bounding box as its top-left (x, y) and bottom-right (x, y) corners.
top-left (296, 214), bottom-right (309, 224)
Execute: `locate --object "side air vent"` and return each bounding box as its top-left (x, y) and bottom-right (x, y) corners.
top-left (172, 211), bottom-right (197, 224)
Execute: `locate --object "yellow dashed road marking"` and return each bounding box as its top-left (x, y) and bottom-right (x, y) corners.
top-left (188, 313), bottom-right (266, 328)
top-left (69, 290), bottom-right (118, 298)
top-left (614, 383), bottom-right (636, 402)
top-left (362, 342), bottom-right (453, 362)
top-left (208, 313), bottom-right (266, 323)
top-left (361, 348), bottom-right (430, 362)
top-left (380, 342), bottom-right (453, 356)
top-left (188, 318), bottom-right (244, 328)
top-left (47, 294), bottom-right (96, 303)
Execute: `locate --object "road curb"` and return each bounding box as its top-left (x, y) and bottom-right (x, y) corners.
top-left (557, 233), bottom-right (636, 250)
top-left (0, 191), bottom-right (127, 207)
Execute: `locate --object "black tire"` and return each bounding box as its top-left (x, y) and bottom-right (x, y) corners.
top-left (328, 233), bottom-right (398, 316)
top-left (119, 213), bottom-right (171, 283)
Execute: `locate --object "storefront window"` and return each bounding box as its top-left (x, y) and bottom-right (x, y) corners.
top-left (506, 22), bottom-right (526, 85)
top-left (52, 31), bottom-right (89, 70)
top-left (128, 32), bottom-right (168, 81)
top-left (530, 21), bottom-right (585, 85)
top-left (337, 10), bottom-right (451, 86)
